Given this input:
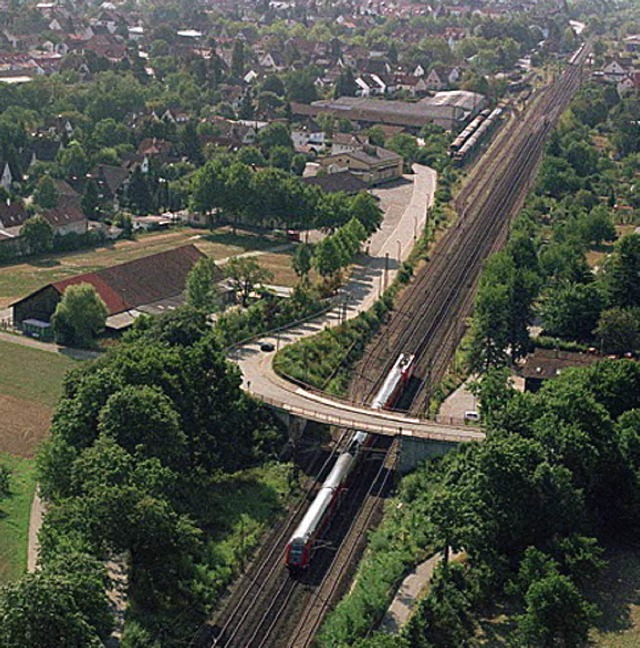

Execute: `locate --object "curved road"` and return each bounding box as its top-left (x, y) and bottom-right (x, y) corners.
top-left (233, 165), bottom-right (484, 444)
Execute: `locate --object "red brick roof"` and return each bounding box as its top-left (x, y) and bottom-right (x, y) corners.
top-left (50, 244), bottom-right (205, 315)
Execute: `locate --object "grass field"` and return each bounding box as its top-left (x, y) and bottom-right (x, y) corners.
top-left (0, 227), bottom-right (295, 309)
top-left (0, 339), bottom-right (80, 408)
top-left (589, 547), bottom-right (640, 647)
top-left (0, 339), bottom-right (83, 456)
top-left (0, 453), bottom-right (37, 584)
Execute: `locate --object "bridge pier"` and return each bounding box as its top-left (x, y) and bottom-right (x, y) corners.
top-left (272, 410), bottom-right (308, 443)
top-left (397, 435), bottom-right (459, 474)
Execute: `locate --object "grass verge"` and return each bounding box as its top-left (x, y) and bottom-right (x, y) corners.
top-left (0, 454), bottom-right (37, 584)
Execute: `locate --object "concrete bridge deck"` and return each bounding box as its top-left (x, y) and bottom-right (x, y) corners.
top-left (235, 340), bottom-right (484, 443)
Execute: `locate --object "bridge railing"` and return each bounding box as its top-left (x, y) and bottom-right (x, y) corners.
top-left (255, 392), bottom-right (483, 444)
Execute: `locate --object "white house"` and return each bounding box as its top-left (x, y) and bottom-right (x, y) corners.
top-left (603, 58), bottom-right (632, 83)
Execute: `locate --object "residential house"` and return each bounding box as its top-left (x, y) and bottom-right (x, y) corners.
top-left (602, 57), bottom-right (634, 83)
top-left (394, 73), bottom-right (429, 96)
top-left (0, 199), bottom-right (29, 235)
top-left (29, 138), bottom-right (63, 166)
top-left (330, 133), bottom-right (370, 155)
top-left (617, 70), bottom-right (640, 95)
top-left (517, 348), bottom-right (605, 393)
top-left (355, 73), bottom-right (387, 96)
top-left (259, 50), bottom-right (287, 71)
top-left (41, 202), bottom-right (88, 236)
top-left (88, 163), bottom-right (129, 204)
top-left (425, 66), bottom-right (461, 90)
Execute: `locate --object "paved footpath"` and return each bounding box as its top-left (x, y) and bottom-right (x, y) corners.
top-left (380, 551), bottom-right (463, 633)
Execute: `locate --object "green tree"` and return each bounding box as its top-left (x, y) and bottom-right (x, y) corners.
top-left (33, 175), bottom-right (59, 209)
top-left (127, 167), bottom-right (153, 215)
top-left (313, 236), bottom-right (343, 278)
top-left (91, 118), bottom-right (130, 150)
top-left (577, 206), bottom-right (616, 247)
top-left (292, 243), bottom-right (312, 280)
top-left (290, 154), bottom-right (307, 176)
top-left (284, 69), bottom-right (318, 103)
top-left (21, 215), bottom-right (53, 254)
top-left (186, 257), bottom-right (221, 312)
top-left (180, 121), bottom-right (204, 165)
top-left (349, 192), bottom-right (382, 234)
top-left (385, 133), bottom-right (419, 169)
top-left (224, 256), bottom-right (274, 305)
top-left (538, 282), bottom-right (603, 341)
top-left (517, 574), bottom-right (597, 648)
top-left (0, 464), bottom-right (9, 500)
top-left (81, 179), bottom-right (100, 220)
top-left (98, 385), bottom-right (187, 468)
top-left (468, 282), bottom-right (510, 372)
top-left (334, 67), bottom-right (357, 97)
top-left (601, 234), bottom-right (640, 308)
top-left (51, 283), bottom-right (108, 347)
top-left (56, 142), bottom-right (89, 179)
top-left (257, 122), bottom-right (293, 155)
top-left (231, 39), bottom-right (245, 78)
top-left (0, 559), bottom-right (112, 648)
top-left (269, 145), bottom-right (293, 171)
top-left (595, 307), bottom-right (640, 354)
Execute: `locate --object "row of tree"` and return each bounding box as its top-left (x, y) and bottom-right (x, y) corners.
top-left (189, 158), bottom-right (382, 233)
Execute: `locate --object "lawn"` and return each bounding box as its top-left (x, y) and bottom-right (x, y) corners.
top-left (0, 453), bottom-right (37, 584)
top-left (0, 226), bottom-right (295, 309)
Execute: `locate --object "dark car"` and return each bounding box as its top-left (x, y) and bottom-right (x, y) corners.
top-left (260, 342), bottom-right (275, 352)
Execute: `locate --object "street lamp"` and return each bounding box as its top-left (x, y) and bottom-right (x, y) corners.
top-left (397, 239), bottom-right (402, 264)
top-left (413, 215), bottom-right (418, 241)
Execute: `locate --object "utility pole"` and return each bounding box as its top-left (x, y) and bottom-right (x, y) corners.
top-left (383, 252), bottom-right (389, 293)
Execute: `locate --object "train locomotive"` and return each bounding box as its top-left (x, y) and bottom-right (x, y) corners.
top-left (284, 353), bottom-right (415, 572)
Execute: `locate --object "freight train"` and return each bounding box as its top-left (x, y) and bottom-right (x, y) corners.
top-left (285, 353), bottom-right (415, 572)
top-left (452, 106), bottom-right (504, 166)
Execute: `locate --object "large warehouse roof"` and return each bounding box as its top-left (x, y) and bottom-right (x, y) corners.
top-left (303, 90), bottom-right (485, 130)
top-left (49, 244), bottom-right (206, 315)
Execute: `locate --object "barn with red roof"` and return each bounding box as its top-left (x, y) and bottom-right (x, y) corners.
top-left (12, 244), bottom-right (208, 333)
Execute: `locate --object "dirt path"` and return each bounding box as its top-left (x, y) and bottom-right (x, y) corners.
top-left (27, 489), bottom-right (44, 573)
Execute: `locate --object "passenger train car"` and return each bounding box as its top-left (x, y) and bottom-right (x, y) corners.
top-left (284, 353), bottom-right (415, 572)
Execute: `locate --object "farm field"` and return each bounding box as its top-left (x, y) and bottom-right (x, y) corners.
top-left (0, 453), bottom-right (37, 584)
top-left (0, 226), bottom-right (295, 309)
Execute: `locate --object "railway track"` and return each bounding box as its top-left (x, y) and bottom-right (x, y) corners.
top-left (354, 49), bottom-right (588, 413)
top-left (206, 437), bottom-right (393, 648)
top-left (203, 50), bottom-right (588, 648)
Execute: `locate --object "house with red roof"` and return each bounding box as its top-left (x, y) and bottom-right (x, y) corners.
top-left (12, 244), bottom-right (207, 332)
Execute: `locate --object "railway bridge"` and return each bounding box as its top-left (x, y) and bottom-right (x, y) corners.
top-left (234, 340), bottom-right (484, 472)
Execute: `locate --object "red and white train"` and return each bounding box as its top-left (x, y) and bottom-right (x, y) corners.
top-left (285, 353), bottom-right (415, 572)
